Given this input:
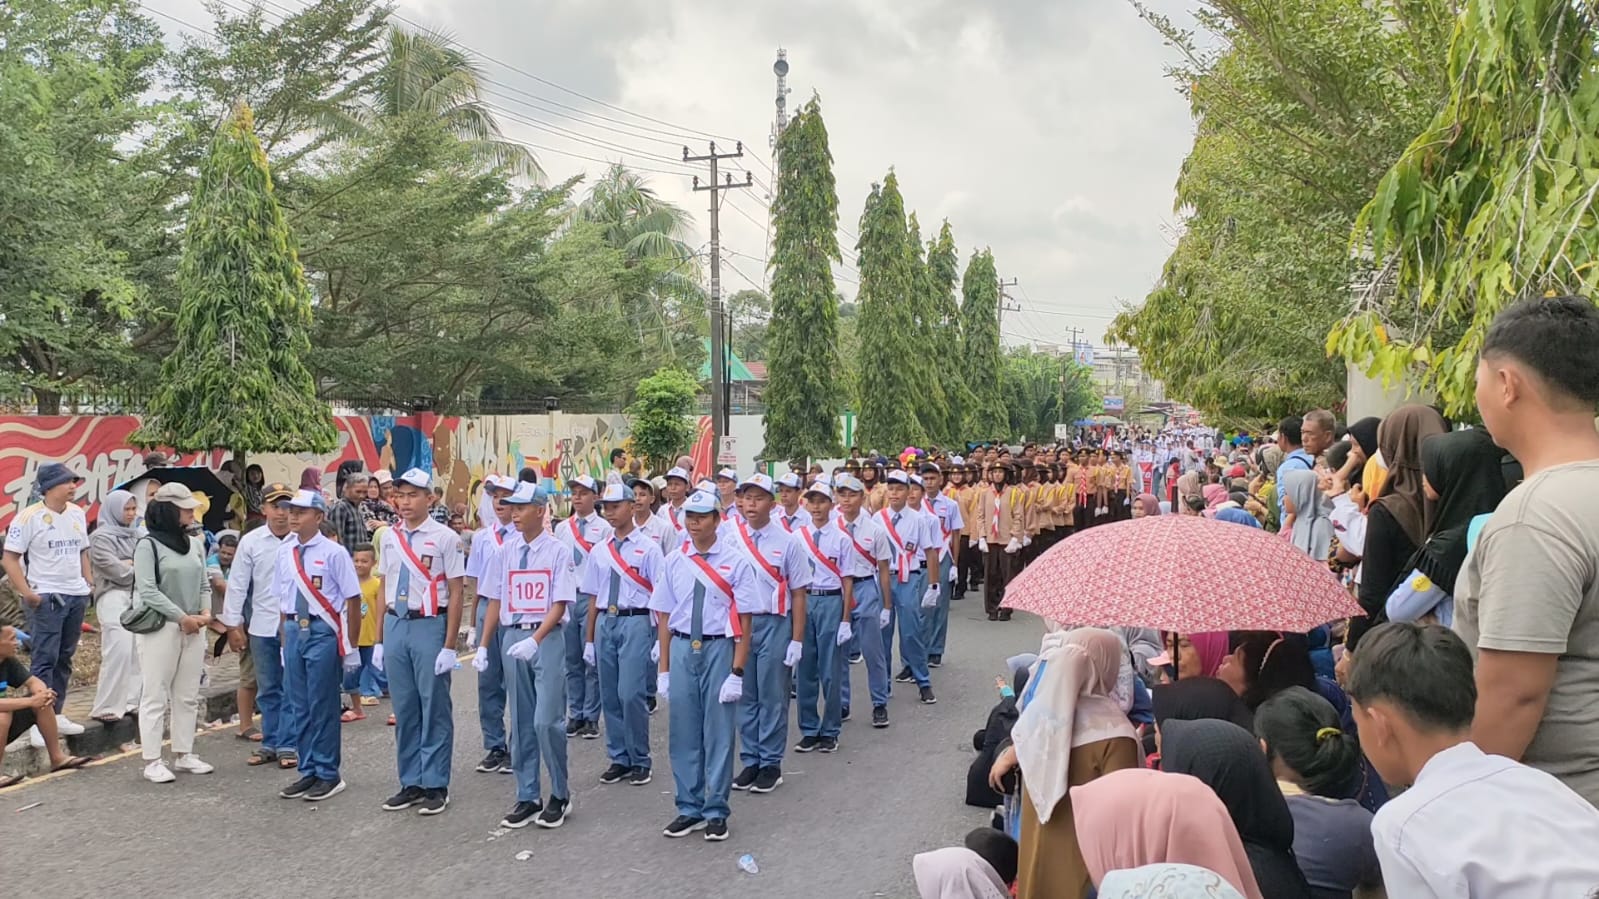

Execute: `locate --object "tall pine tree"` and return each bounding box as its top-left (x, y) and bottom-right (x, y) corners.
top-left (137, 102), bottom-right (336, 455)
top-left (854, 172), bottom-right (925, 452)
top-left (761, 97), bottom-right (842, 462)
top-left (960, 249), bottom-right (1008, 439)
top-left (904, 212), bottom-right (951, 444)
top-left (928, 221), bottom-right (975, 442)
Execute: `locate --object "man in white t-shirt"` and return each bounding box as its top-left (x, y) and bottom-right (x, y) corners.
top-left (2, 462), bottom-right (93, 741)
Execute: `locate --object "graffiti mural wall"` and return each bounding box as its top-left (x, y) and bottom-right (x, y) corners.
top-left (0, 412), bottom-right (635, 528)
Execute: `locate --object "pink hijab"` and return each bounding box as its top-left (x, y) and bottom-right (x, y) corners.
top-left (1072, 768), bottom-right (1263, 899)
top-left (1186, 632), bottom-right (1230, 678)
top-left (1201, 484), bottom-right (1228, 512)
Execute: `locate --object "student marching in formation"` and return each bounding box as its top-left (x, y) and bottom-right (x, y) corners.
top-left (655, 467), bottom-right (692, 543)
top-left (792, 482), bottom-right (852, 752)
top-left (651, 490), bottom-right (757, 841)
top-left (375, 469), bottom-right (466, 815)
top-left (556, 475), bottom-right (609, 740)
top-left (885, 473), bottom-right (939, 704)
top-left (774, 472), bottom-right (808, 532)
top-left (833, 475), bottom-right (896, 727)
top-left (628, 478), bottom-right (675, 553)
top-left (272, 490), bottom-right (363, 802)
top-left (477, 480), bottom-right (575, 829)
top-left (583, 482), bottom-right (666, 788)
top-left (726, 473), bottom-right (810, 794)
top-left (917, 463), bottom-right (963, 668)
top-left (466, 474), bottom-right (515, 775)
top-left (713, 468), bottom-right (740, 521)
top-left (978, 460), bottom-right (1025, 622)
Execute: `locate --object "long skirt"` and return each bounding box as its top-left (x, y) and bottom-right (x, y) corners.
top-left (1016, 736), bottom-right (1142, 899)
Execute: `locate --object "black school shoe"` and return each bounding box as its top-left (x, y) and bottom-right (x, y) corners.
top-left (382, 784), bottom-right (425, 810)
top-left (794, 735), bottom-right (821, 753)
top-left (731, 765), bottom-right (760, 790)
top-left (501, 799), bottom-right (542, 828)
top-left (304, 778), bottom-right (346, 801)
top-left (894, 666), bottom-right (914, 683)
top-left (416, 788), bottom-right (448, 815)
top-left (927, 654), bottom-right (943, 668)
top-left (535, 795), bottom-right (570, 828)
top-left (872, 706), bottom-right (889, 728)
top-left (565, 718), bottom-right (583, 737)
top-left (703, 818), bottom-right (729, 841)
top-left (476, 748), bottom-right (509, 773)
top-left (663, 815), bottom-right (706, 837)
top-left (599, 763), bottom-right (631, 784)
top-left (749, 766), bottom-right (783, 793)
top-left (919, 685), bottom-right (937, 705)
top-left (840, 705), bottom-right (851, 722)
top-left (280, 774), bottom-right (318, 799)
top-left (818, 736), bottom-right (839, 753)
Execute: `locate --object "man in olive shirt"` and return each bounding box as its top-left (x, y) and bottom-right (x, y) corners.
top-left (1456, 296), bottom-right (1599, 807)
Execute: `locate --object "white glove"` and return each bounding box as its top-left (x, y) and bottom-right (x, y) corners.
top-left (343, 651), bottom-right (362, 672)
top-left (371, 644), bottom-right (385, 672)
top-left (879, 607), bottom-right (892, 629)
top-left (433, 647), bottom-right (457, 676)
top-left (471, 646), bottom-right (490, 672)
top-left (718, 674), bottom-right (743, 704)
top-left (836, 620), bottom-right (853, 646)
top-left (465, 626), bottom-right (477, 647)
top-left (784, 640), bottom-right (803, 668)
top-left (1022, 535), bottom-right (1033, 547)
top-left (657, 671), bottom-right (670, 697)
top-left (921, 585), bottom-right (939, 609)
top-left (507, 637), bottom-right (539, 663)
top-left (1004, 538), bottom-right (1021, 554)
top-left (650, 642), bottom-right (660, 664)
top-left (977, 537), bottom-right (989, 553)
top-left (582, 642), bottom-right (596, 667)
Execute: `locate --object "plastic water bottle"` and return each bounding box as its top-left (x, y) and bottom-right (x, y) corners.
top-left (737, 854), bottom-right (759, 875)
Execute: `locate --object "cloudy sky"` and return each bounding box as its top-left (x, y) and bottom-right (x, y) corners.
top-left (152, 0), bottom-right (1199, 351)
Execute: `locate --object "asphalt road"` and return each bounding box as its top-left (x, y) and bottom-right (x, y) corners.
top-left (0, 602), bottom-right (1041, 899)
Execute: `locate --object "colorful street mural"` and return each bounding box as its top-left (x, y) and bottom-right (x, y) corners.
top-left (0, 412), bottom-right (636, 528)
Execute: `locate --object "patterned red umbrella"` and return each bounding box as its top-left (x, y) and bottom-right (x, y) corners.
top-left (1001, 514), bottom-right (1362, 632)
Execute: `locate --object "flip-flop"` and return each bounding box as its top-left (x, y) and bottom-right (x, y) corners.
top-left (51, 755), bottom-right (93, 772)
top-left (235, 727), bottom-right (263, 742)
top-left (277, 753), bottom-right (299, 770)
top-left (247, 749), bottom-right (278, 766)
top-left (92, 715), bottom-right (124, 724)
top-left (339, 709), bottom-right (365, 723)
top-left (0, 773), bottom-right (24, 788)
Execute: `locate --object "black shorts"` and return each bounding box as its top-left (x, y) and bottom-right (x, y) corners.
top-left (5, 706), bottom-right (37, 744)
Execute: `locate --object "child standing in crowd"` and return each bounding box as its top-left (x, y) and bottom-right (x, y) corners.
top-left (340, 543), bottom-right (384, 722)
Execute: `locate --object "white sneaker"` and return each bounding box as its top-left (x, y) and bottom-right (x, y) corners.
top-left (172, 754), bottom-right (214, 775)
top-left (27, 725), bottom-right (46, 749)
top-left (55, 715), bottom-right (85, 736)
top-left (143, 760), bottom-right (175, 783)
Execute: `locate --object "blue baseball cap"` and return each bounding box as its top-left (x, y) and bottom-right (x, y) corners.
top-left (287, 489), bottom-right (327, 512)
top-left (683, 491), bottom-right (720, 515)
top-left (35, 462), bottom-right (84, 492)
top-left (503, 481), bottom-right (550, 506)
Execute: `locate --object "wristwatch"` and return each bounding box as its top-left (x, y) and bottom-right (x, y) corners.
top-left (731, 666), bottom-right (745, 677)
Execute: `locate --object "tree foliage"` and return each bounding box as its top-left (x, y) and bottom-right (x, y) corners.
top-left (762, 97), bottom-right (844, 461)
top-left (626, 367), bottom-right (699, 472)
top-left (137, 103), bottom-right (336, 454)
top-left (960, 249), bottom-right (1007, 438)
top-left (926, 221), bottom-right (974, 442)
top-left (854, 173), bottom-right (926, 452)
top-left (1112, 0), bottom-right (1452, 419)
top-left (1334, 0), bottom-right (1599, 415)
top-left (1001, 348), bottom-right (1100, 442)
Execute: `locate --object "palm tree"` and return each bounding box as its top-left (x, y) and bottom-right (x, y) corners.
top-left (370, 26), bottom-right (542, 181)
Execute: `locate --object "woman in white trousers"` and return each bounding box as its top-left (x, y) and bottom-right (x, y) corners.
top-left (131, 484), bottom-right (215, 783)
top-left (88, 491), bottom-right (141, 722)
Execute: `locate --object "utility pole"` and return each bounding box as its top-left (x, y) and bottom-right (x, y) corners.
top-left (685, 141), bottom-right (753, 450)
top-left (997, 275), bottom-right (1020, 330)
top-left (1064, 326), bottom-right (1082, 362)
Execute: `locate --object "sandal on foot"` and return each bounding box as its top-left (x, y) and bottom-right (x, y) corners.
top-left (92, 714), bottom-right (124, 724)
top-left (277, 752), bottom-right (299, 769)
top-left (386, 714), bottom-right (396, 726)
top-left (235, 726), bottom-right (263, 742)
top-left (247, 749), bottom-right (278, 766)
top-left (340, 709), bottom-right (365, 723)
top-left (51, 755), bottom-right (93, 772)
top-left (0, 774), bottom-right (24, 788)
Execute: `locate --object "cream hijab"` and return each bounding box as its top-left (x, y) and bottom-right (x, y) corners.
top-left (1011, 627), bottom-right (1138, 823)
top-left (912, 847), bottom-right (1008, 899)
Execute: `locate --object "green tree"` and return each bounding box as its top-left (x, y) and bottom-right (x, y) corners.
top-left (1114, 0), bottom-right (1452, 419)
top-left (904, 212), bottom-right (952, 444)
top-left (762, 97), bottom-right (844, 460)
top-left (854, 173), bottom-right (925, 452)
top-left (0, 0), bottom-right (174, 411)
top-left (961, 249), bottom-right (1007, 438)
top-left (626, 367), bottom-right (699, 472)
top-left (1335, 0), bottom-right (1599, 415)
top-left (137, 103), bottom-right (336, 455)
top-left (926, 221), bottom-right (973, 443)
top-left (727, 289), bottom-right (770, 363)
top-left (1000, 348), bottom-right (1098, 441)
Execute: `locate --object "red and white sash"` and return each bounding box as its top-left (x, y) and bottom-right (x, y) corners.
top-left (292, 550), bottom-right (353, 654)
top-left (393, 527), bottom-right (445, 616)
top-left (836, 517), bottom-right (875, 570)
top-left (667, 505), bottom-right (684, 532)
top-left (736, 520), bottom-right (790, 615)
top-left (605, 538), bottom-right (654, 597)
top-left (685, 552), bottom-right (743, 638)
top-left (568, 516), bottom-right (595, 554)
top-left (878, 509), bottom-right (915, 583)
top-left (800, 526), bottom-right (844, 584)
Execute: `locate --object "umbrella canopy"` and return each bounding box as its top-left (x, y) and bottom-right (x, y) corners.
top-left (1002, 514), bottom-right (1361, 632)
top-left (116, 466), bottom-right (236, 532)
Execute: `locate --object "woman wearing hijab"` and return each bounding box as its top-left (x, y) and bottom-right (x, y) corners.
top-left (1098, 864), bottom-right (1247, 899)
top-left (1281, 469), bottom-right (1332, 560)
top-left (1166, 631), bottom-right (1230, 681)
top-left (88, 490), bottom-right (142, 723)
top-left (1152, 677), bottom-right (1255, 733)
top-left (1131, 493), bottom-right (1161, 519)
top-left (1072, 767), bottom-right (1263, 899)
top-left (1346, 405), bottom-right (1447, 651)
top-left (298, 465), bottom-right (322, 494)
top-left (1386, 428), bottom-right (1508, 626)
top-left (1201, 483), bottom-right (1229, 517)
top-left (987, 628), bottom-right (1141, 898)
top-left (133, 483), bottom-right (216, 784)
top-left (1161, 718), bottom-right (1313, 898)
top-left (1176, 470), bottom-right (1202, 511)
top-left (1216, 507), bottom-right (1262, 529)
top-left (1344, 417), bottom-right (1381, 492)
top-left (913, 847), bottom-right (1010, 899)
